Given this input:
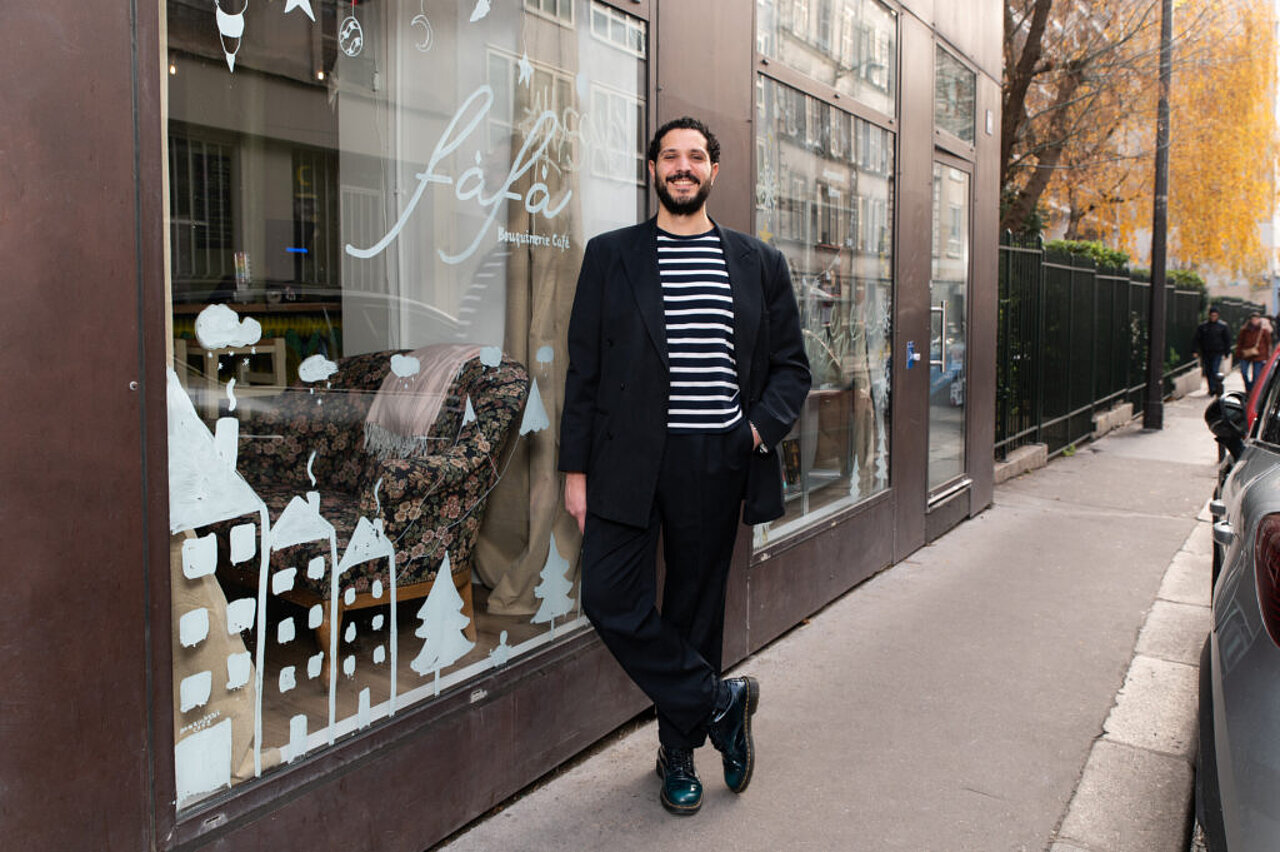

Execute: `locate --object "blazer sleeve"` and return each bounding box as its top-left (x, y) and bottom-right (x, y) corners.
top-left (747, 246), bottom-right (811, 448)
top-left (558, 238), bottom-right (605, 473)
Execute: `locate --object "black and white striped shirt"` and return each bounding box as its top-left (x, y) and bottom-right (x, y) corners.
top-left (658, 229), bottom-right (743, 433)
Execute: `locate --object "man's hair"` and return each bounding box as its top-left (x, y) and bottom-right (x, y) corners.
top-left (647, 116), bottom-right (720, 165)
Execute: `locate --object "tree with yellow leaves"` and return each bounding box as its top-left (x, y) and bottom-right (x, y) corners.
top-left (1164, 0), bottom-right (1277, 280)
top-left (1005, 0), bottom-right (1276, 284)
top-left (1002, 0), bottom-right (1167, 235)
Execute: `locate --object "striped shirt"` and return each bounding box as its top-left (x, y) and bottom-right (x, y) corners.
top-left (658, 228), bottom-right (744, 433)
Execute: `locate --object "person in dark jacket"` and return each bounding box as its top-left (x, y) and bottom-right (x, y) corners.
top-left (559, 117), bottom-right (810, 816)
top-left (1193, 307), bottom-right (1232, 396)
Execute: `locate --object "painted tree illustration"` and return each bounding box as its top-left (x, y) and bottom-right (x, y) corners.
top-left (409, 552), bottom-right (475, 693)
top-left (519, 378), bottom-right (550, 435)
top-left (531, 533), bottom-right (575, 636)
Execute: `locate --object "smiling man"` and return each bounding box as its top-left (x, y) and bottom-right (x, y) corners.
top-left (559, 117), bottom-right (810, 815)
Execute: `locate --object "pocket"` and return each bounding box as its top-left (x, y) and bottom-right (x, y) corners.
top-left (740, 417), bottom-right (756, 455)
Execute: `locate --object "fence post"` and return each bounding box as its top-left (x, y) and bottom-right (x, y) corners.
top-left (1034, 236), bottom-right (1046, 446)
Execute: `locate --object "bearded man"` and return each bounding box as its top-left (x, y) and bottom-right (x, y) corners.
top-left (559, 116), bottom-right (811, 815)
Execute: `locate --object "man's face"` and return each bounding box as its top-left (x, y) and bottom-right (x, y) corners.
top-left (649, 127), bottom-right (719, 216)
top-left (1209, 311), bottom-right (1219, 321)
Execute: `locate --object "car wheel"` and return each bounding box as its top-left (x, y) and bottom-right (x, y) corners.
top-left (1196, 636), bottom-right (1228, 851)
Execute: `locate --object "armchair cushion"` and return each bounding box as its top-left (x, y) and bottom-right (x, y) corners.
top-left (234, 348), bottom-right (529, 598)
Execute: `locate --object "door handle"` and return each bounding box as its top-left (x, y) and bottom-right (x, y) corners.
top-left (1213, 520), bottom-right (1235, 547)
top-left (930, 301), bottom-right (947, 370)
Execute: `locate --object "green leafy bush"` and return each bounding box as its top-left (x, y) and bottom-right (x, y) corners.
top-left (1044, 239), bottom-right (1131, 270)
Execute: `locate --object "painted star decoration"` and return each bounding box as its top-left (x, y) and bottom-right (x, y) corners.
top-left (283, 0), bottom-right (315, 21)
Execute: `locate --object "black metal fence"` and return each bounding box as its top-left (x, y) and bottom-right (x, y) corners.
top-left (996, 234), bottom-right (1251, 459)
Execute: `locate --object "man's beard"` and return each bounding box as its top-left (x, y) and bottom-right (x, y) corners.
top-left (654, 172), bottom-right (713, 216)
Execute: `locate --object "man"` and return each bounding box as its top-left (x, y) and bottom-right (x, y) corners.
top-left (1192, 306), bottom-right (1232, 396)
top-left (1235, 311), bottom-right (1273, 395)
top-left (559, 117), bottom-right (810, 815)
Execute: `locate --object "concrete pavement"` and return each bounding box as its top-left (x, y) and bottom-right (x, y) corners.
top-left (437, 383), bottom-right (1221, 852)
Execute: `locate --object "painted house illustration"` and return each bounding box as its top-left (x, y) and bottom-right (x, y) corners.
top-left (269, 489), bottom-right (339, 758)
top-left (335, 514), bottom-right (398, 727)
top-left (166, 368), bottom-right (271, 798)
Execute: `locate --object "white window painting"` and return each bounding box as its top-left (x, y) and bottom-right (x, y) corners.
top-left (166, 0), bottom-right (648, 810)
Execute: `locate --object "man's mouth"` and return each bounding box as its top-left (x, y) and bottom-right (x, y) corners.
top-left (668, 174), bottom-right (699, 189)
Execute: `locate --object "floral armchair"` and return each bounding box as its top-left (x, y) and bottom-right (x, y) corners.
top-left (223, 348), bottom-right (529, 654)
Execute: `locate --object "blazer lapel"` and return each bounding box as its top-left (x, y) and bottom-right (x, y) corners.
top-left (720, 225), bottom-right (761, 394)
top-left (625, 219), bottom-right (668, 367)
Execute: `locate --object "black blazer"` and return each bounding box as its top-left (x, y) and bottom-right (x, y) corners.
top-left (559, 218), bottom-right (811, 527)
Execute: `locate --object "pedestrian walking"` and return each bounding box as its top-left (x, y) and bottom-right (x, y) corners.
top-left (1235, 311), bottom-right (1272, 394)
top-left (558, 116), bottom-right (811, 816)
top-left (1192, 306), bottom-right (1232, 396)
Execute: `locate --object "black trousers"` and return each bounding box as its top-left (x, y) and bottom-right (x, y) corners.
top-left (580, 423), bottom-right (752, 749)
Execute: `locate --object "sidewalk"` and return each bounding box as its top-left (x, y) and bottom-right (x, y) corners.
top-left (438, 385), bottom-right (1220, 852)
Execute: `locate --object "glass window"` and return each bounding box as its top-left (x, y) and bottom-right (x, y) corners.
top-left (934, 46), bottom-right (976, 144)
top-left (165, 0), bottom-right (646, 811)
top-left (929, 164), bottom-right (969, 490)
top-left (757, 0), bottom-right (896, 116)
top-left (754, 76), bottom-right (894, 546)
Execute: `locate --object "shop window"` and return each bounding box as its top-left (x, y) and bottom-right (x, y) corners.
top-left (758, 0), bottom-right (896, 116)
top-left (169, 132), bottom-right (235, 297)
top-left (935, 46), bottom-right (977, 144)
top-left (526, 0), bottom-right (575, 25)
top-left (590, 0), bottom-right (646, 58)
top-left (754, 75), bottom-right (894, 546)
top-left (590, 86), bottom-right (646, 184)
top-left (164, 0), bottom-right (646, 811)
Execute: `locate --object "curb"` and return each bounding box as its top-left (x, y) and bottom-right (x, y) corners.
top-left (1048, 505), bottom-right (1212, 851)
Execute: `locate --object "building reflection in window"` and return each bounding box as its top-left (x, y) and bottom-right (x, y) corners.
top-left (754, 75), bottom-right (894, 546)
top-left (757, 0), bottom-right (897, 116)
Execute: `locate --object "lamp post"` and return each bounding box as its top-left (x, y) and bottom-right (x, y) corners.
top-left (1144, 0), bottom-right (1173, 429)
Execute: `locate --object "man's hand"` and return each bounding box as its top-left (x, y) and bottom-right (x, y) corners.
top-left (750, 422), bottom-right (762, 450)
top-left (565, 472), bottom-right (587, 533)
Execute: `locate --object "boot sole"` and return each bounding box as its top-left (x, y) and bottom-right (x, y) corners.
top-left (659, 791), bottom-right (702, 816)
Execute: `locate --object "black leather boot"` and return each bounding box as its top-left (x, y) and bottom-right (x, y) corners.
top-left (655, 746), bottom-right (702, 815)
top-left (707, 676), bottom-right (759, 793)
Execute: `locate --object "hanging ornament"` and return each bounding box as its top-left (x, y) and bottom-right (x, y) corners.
top-left (215, 0), bottom-right (249, 73)
top-left (339, 1), bottom-right (365, 58)
top-left (411, 0), bottom-right (433, 53)
top-left (282, 0), bottom-right (315, 21)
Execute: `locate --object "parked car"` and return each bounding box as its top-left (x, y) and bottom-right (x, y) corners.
top-left (1245, 346), bottom-right (1280, 431)
top-left (1200, 374), bottom-right (1280, 849)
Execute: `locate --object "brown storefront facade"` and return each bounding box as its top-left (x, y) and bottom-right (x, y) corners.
top-left (2, 1), bottom-right (1000, 849)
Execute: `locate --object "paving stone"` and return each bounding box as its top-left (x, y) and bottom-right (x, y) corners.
top-left (1056, 740), bottom-right (1193, 852)
top-left (1136, 600), bottom-right (1209, 667)
top-left (1103, 655), bottom-right (1199, 759)
top-left (1159, 548), bottom-right (1211, 608)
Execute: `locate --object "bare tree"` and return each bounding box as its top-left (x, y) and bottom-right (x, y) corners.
top-left (1001, 0), bottom-right (1169, 234)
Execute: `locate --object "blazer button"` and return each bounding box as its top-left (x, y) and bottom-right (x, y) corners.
top-left (619, 382), bottom-right (626, 391)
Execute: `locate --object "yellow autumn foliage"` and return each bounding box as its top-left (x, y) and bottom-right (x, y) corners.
top-left (1039, 0), bottom-right (1280, 281)
top-left (1166, 0), bottom-right (1276, 279)
top-left (1100, 0), bottom-right (1278, 280)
